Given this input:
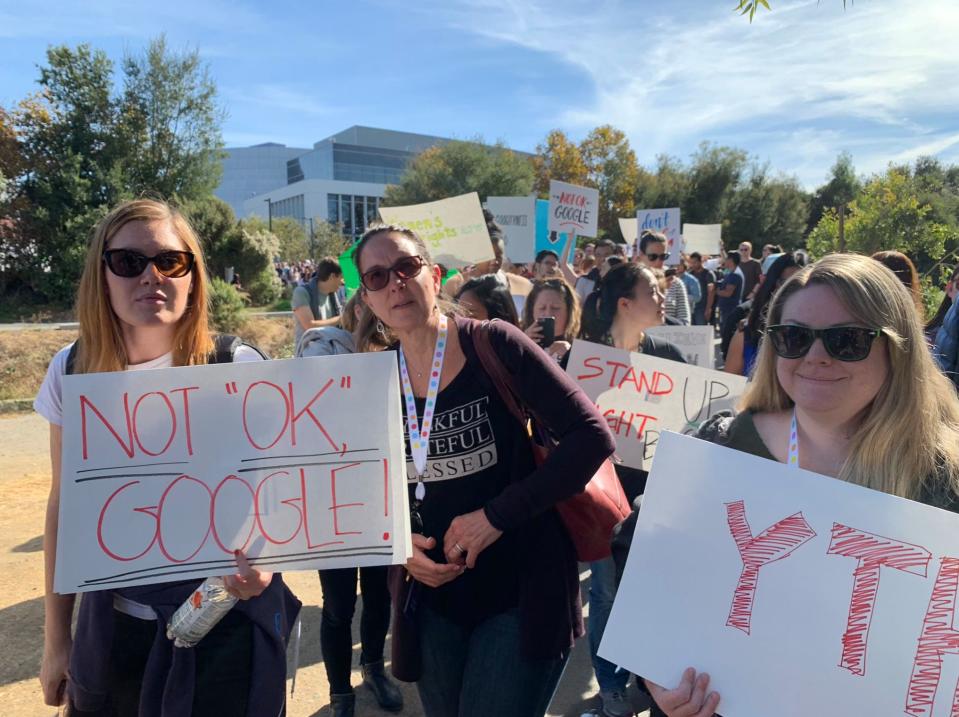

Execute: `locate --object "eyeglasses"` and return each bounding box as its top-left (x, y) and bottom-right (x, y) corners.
top-left (645, 252), bottom-right (670, 262)
top-left (102, 249), bottom-right (195, 279)
top-left (765, 324), bottom-right (882, 362)
top-left (361, 255), bottom-right (427, 291)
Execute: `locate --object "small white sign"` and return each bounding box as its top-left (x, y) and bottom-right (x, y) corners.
top-left (683, 223), bottom-right (723, 256)
top-left (565, 340), bottom-right (746, 470)
top-left (548, 180), bottom-right (599, 238)
top-left (646, 325), bottom-right (717, 369)
top-left (487, 195), bottom-right (537, 263)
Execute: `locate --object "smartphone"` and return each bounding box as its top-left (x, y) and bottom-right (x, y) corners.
top-left (537, 316), bottom-right (556, 347)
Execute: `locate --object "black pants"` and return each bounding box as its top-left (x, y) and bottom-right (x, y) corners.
top-left (319, 566), bottom-right (392, 695)
top-left (68, 609), bottom-right (252, 716)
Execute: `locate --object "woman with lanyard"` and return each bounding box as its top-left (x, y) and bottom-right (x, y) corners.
top-left (354, 223), bottom-right (615, 717)
top-left (578, 262), bottom-right (687, 717)
top-left (34, 199), bottom-right (299, 716)
top-left (631, 254), bottom-right (959, 717)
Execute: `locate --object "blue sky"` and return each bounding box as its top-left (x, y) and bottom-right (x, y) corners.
top-left (1, 0), bottom-right (957, 188)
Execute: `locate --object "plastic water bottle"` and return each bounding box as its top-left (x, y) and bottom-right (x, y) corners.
top-left (166, 577), bottom-right (238, 648)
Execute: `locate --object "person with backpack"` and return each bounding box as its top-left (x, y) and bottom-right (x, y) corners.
top-left (292, 256), bottom-right (345, 349)
top-left (34, 199), bottom-right (300, 716)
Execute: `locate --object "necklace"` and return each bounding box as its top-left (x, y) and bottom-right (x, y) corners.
top-left (399, 314), bottom-right (449, 500)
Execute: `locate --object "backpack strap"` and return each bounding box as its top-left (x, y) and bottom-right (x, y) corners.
top-left (65, 341), bottom-right (79, 375)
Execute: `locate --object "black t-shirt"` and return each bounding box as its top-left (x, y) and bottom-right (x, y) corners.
top-left (403, 360), bottom-right (528, 625)
top-left (693, 268), bottom-right (716, 312)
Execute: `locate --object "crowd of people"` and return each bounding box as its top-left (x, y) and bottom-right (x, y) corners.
top-left (33, 197), bottom-right (959, 717)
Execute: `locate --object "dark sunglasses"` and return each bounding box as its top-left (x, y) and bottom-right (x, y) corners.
top-left (645, 252), bottom-right (670, 262)
top-left (765, 324), bottom-right (881, 362)
top-left (103, 249), bottom-right (195, 279)
top-left (361, 255), bottom-right (427, 292)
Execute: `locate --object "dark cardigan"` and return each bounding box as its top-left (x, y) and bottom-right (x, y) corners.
top-left (392, 316), bottom-right (616, 670)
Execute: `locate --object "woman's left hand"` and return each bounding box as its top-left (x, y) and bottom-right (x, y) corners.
top-left (443, 509), bottom-right (503, 569)
top-left (223, 550), bottom-right (272, 600)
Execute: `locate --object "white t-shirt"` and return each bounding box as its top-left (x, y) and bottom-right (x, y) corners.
top-left (34, 342), bottom-right (264, 426)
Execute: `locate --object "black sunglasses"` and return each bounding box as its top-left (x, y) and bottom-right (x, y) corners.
top-left (645, 252), bottom-right (670, 262)
top-left (361, 255), bottom-right (427, 292)
top-left (765, 324), bottom-right (882, 362)
top-left (103, 249), bottom-right (195, 279)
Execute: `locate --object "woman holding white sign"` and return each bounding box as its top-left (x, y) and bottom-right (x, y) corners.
top-left (354, 223), bottom-right (616, 717)
top-left (34, 199), bottom-right (299, 716)
top-left (635, 254), bottom-right (959, 716)
top-left (579, 262), bottom-right (687, 717)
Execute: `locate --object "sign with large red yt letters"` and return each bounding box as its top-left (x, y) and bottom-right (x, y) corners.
top-left (566, 339), bottom-right (746, 470)
top-left (55, 352), bottom-right (411, 594)
top-left (601, 431), bottom-right (959, 717)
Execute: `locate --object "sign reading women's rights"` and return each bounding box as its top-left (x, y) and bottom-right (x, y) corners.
top-left (646, 325), bottom-right (717, 369)
top-left (637, 208), bottom-right (681, 265)
top-left (548, 180), bottom-right (599, 238)
top-left (378, 192), bottom-right (493, 269)
top-left (487, 196), bottom-right (536, 263)
top-left (54, 353), bottom-right (411, 594)
top-left (602, 431), bottom-right (959, 717)
top-left (565, 340), bottom-right (746, 470)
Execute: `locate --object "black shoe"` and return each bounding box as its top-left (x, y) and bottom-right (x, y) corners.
top-left (330, 692), bottom-right (355, 717)
top-left (361, 659), bottom-right (404, 712)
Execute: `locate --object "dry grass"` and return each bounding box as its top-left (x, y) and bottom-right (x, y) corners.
top-left (0, 317), bottom-right (295, 403)
top-left (0, 329), bottom-right (78, 402)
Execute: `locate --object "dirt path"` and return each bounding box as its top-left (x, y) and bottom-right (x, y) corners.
top-left (0, 412), bottom-right (644, 717)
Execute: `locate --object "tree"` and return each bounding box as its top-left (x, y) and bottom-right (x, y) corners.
top-left (726, 164), bottom-right (809, 250)
top-left (807, 152), bottom-right (861, 240)
top-left (118, 35), bottom-right (224, 199)
top-left (684, 142), bottom-right (749, 226)
top-left (10, 45), bottom-right (123, 302)
top-left (580, 126), bottom-right (640, 241)
top-left (532, 130), bottom-right (588, 197)
top-left (635, 155), bottom-right (691, 212)
top-left (183, 195), bottom-right (239, 280)
top-left (383, 139), bottom-right (534, 206)
top-left (807, 168), bottom-right (957, 274)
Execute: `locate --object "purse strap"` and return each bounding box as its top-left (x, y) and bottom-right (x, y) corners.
top-left (471, 320), bottom-right (528, 427)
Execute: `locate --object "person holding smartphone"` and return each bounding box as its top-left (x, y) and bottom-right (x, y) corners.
top-left (521, 279), bottom-right (582, 363)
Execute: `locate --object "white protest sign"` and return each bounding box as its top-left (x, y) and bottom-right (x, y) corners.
top-left (565, 340), bottom-right (746, 470)
top-left (378, 192), bottom-right (493, 269)
top-left (682, 223), bottom-right (723, 256)
top-left (55, 352), bottom-right (410, 594)
top-left (601, 431), bottom-right (959, 717)
top-left (618, 217), bottom-right (638, 246)
top-left (548, 180), bottom-right (599, 238)
top-left (646, 325), bottom-right (717, 369)
top-left (638, 208), bottom-right (681, 265)
top-left (487, 195), bottom-right (536, 263)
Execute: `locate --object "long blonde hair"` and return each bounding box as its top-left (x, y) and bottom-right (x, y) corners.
top-left (74, 199), bottom-right (214, 373)
top-left (742, 253), bottom-right (959, 499)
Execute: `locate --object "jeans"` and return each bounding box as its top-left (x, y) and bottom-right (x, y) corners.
top-left (416, 606), bottom-right (568, 717)
top-left (319, 566), bottom-right (392, 695)
top-left (692, 306), bottom-right (707, 326)
top-left (588, 557), bottom-right (629, 692)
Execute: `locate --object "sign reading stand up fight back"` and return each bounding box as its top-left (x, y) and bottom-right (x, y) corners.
top-left (601, 431), bottom-right (959, 717)
top-left (54, 353), bottom-right (411, 594)
top-left (378, 192), bottom-right (493, 269)
top-left (565, 339), bottom-right (746, 470)
top-left (548, 180), bottom-right (599, 238)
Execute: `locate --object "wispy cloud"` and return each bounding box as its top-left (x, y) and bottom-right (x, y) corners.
top-left (431, 0), bottom-right (959, 186)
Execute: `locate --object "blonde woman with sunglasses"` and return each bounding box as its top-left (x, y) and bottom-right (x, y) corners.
top-left (631, 254), bottom-right (959, 717)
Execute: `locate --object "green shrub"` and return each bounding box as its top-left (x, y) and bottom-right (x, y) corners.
top-left (208, 277), bottom-right (247, 333)
top-left (246, 266), bottom-right (282, 306)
